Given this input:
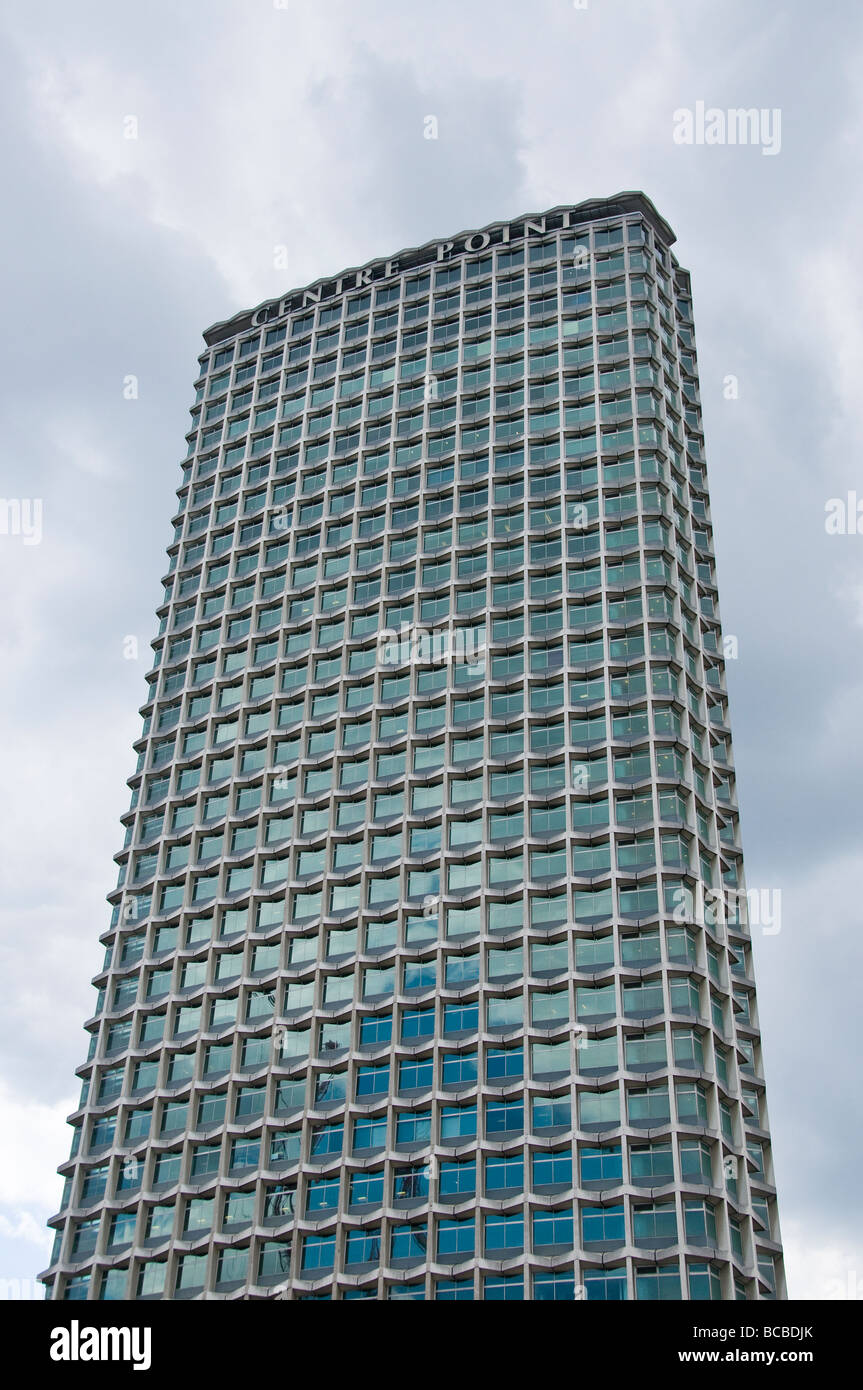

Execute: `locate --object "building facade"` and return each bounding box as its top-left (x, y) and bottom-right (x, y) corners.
top-left (42, 192), bottom-right (785, 1301)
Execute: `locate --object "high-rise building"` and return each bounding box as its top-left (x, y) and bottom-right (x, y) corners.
top-left (42, 192), bottom-right (785, 1302)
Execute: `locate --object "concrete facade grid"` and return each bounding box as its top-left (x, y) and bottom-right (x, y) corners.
top-left (41, 194), bottom-right (785, 1303)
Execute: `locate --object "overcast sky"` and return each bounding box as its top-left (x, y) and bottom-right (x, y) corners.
top-left (1, 0), bottom-right (860, 1300)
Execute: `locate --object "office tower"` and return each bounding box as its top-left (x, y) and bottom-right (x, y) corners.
top-left (42, 192), bottom-right (785, 1301)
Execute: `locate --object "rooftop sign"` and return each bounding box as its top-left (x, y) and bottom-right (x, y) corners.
top-left (203, 192), bottom-right (675, 348)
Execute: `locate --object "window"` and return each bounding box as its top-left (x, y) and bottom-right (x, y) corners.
top-left (302, 1233), bottom-right (335, 1272)
top-left (390, 1224), bottom-right (426, 1262)
top-left (350, 1172), bottom-right (384, 1208)
top-left (533, 1208), bottom-right (573, 1248)
top-left (346, 1228), bottom-right (382, 1265)
top-left (485, 1212), bottom-right (523, 1253)
top-left (635, 1265), bottom-right (681, 1301)
top-left (485, 1152), bottom-right (523, 1192)
top-left (532, 1149), bottom-right (572, 1186)
top-left (437, 1219), bottom-right (474, 1258)
top-left (396, 1111), bottom-right (431, 1145)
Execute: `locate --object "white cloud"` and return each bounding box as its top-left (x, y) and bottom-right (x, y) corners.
top-left (782, 1222), bottom-right (863, 1300)
top-left (0, 1083), bottom-right (72, 1212)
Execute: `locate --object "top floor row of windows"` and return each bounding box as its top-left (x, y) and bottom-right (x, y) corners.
top-left (197, 221), bottom-right (682, 383)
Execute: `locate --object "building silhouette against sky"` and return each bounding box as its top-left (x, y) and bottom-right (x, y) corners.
top-left (42, 192), bottom-right (785, 1301)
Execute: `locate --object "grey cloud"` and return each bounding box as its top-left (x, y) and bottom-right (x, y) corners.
top-left (0, 0), bottom-right (861, 1295)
